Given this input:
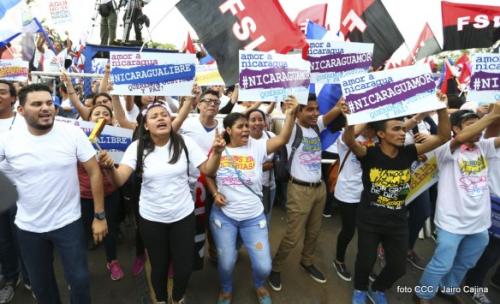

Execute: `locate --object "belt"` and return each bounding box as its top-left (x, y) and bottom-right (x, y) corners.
top-left (290, 177), bottom-right (322, 188)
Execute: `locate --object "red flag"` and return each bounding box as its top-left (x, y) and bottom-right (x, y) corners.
top-left (440, 58), bottom-right (458, 94)
top-left (403, 23), bottom-right (441, 65)
top-left (294, 4), bottom-right (328, 31)
top-left (177, 0), bottom-right (306, 84)
top-left (340, 0), bottom-right (404, 68)
top-left (442, 1), bottom-right (500, 50)
top-left (455, 53), bottom-right (471, 86)
top-left (183, 32), bottom-right (196, 54)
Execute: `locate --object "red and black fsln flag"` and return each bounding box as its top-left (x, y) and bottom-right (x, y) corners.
top-left (176, 0), bottom-right (306, 85)
top-left (442, 1), bottom-right (500, 51)
top-left (340, 0), bottom-right (404, 69)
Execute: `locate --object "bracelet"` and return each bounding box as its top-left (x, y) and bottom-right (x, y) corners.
top-left (212, 192), bottom-right (220, 198)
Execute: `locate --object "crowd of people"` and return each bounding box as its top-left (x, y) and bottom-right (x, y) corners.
top-left (0, 62), bottom-right (499, 304)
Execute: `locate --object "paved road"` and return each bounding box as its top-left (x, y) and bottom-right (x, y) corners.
top-left (11, 207), bottom-right (500, 303)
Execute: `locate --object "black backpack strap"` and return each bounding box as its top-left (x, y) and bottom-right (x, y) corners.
top-left (182, 138), bottom-right (189, 177)
top-left (287, 123), bottom-right (303, 177)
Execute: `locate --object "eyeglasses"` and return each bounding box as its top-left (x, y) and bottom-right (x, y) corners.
top-left (201, 98), bottom-right (221, 106)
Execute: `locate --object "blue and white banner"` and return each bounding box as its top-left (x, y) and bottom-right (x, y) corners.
top-left (55, 117), bottom-right (133, 163)
top-left (341, 64), bottom-right (444, 125)
top-left (468, 53), bottom-right (500, 105)
top-left (239, 51), bottom-right (311, 104)
top-left (0, 59), bottom-right (28, 81)
top-left (308, 40), bottom-right (373, 84)
top-left (110, 51), bottom-right (197, 96)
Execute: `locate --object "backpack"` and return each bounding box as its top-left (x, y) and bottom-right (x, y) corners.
top-left (274, 123), bottom-right (320, 183)
top-left (327, 149), bottom-right (351, 193)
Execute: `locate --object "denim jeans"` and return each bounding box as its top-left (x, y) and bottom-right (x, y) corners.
top-left (16, 219), bottom-right (90, 304)
top-left (416, 228), bottom-right (489, 300)
top-left (210, 207), bottom-right (271, 293)
top-left (0, 206), bottom-right (29, 284)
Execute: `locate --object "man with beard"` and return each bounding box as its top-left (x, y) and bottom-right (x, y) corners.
top-left (0, 84), bottom-right (108, 304)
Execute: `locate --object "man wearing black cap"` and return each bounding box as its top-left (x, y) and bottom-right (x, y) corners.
top-left (415, 102), bottom-right (500, 304)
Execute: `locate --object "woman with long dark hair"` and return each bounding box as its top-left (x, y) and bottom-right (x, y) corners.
top-left (206, 99), bottom-right (298, 304)
top-left (99, 101), bottom-right (225, 304)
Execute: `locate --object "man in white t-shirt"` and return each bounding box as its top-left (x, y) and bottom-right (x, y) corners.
top-left (0, 80), bottom-right (30, 303)
top-left (416, 104), bottom-right (500, 304)
top-left (0, 84), bottom-right (108, 304)
top-left (269, 94), bottom-right (343, 291)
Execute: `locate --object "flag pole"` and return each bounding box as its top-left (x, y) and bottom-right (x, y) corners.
top-left (139, 1), bottom-right (179, 52)
top-left (403, 41), bottom-right (417, 64)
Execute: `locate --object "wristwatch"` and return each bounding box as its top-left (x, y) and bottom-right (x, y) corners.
top-left (94, 211), bottom-right (106, 220)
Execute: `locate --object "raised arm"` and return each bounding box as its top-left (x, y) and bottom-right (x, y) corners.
top-left (199, 129), bottom-right (225, 177)
top-left (98, 64), bottom-right (111, 94)
top-left (322, 97), bottom-right (344, 126)
top-left (415, 95), bottom-right (451, 155)
top-left (111, 94), bottom-right (137, 130)
top-left (451, 101), bottom-right (500, 151)
top-left (266, 99), bottom-right (298, 154)
top-left (61, 72), bottom-right (91, 120)
top-left (339, 98), bottom-right (367, 157)
top-left (172, 84), bottom-right (199, 131)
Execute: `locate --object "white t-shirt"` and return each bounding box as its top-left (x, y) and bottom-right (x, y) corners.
top-left (253, 131), bottom-right (276, 188)
top-left (121, 136), bottom-right (206, 223)
top-left (180, 116), bottom-right (224, 185)
top-left (217, 138), bottom-right (267, 221)
top-left (334, 134), bottom-right (369, 203)
top-left (0, 114), bottom-right (26, 174)
top-left (489, 148), bottom-right (500, 199)
top-left (0, 122), bottom-right (96, 233)
top-left (434, 139), bottom-right (498, 234)
top-left (288, 117), bottom-right (326, 183)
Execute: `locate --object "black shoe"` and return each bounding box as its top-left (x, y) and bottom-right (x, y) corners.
top-left (267, 271), bottom-right (282, 292)
top-left (300, 263), bottom-right (326, 284)
top-left (333, 260), bottom-right (352, 282)
top-left (369, 272), bottom-right (378, 283)
top-left (407, 251), bottom-right (426, 271)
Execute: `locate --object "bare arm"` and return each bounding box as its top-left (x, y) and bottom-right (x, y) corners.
top-left (404, 112), bottom-right (429, 131)
top-left (266, 99), bottom-right (298, 154)
top-left (206, 176), bottom-right (227, 206)
top-left (415, 107), bottom-right (451, 155)
top-left (124, 95), bottom-right (135, 112)
top-left (322, 99), bottom-right (343, 126)
top-left (98, 150), bottom-right (134, 187)
top-left (98, 64), bottom-right (111, 93)
top-left (339, 99), bottom-right (367, 157)
top-left (451, 102), bottom-right (500, 151)
top-left (81, 157), bottom-right (108, 243)
top-left (198, 129), bottom-right (225, 176)
top-left (112, 94), bottom-right (137, 130)
top-left (172, 85), bottom-right (199, 132)
top-left (61, 72), bottom-right (91, 120)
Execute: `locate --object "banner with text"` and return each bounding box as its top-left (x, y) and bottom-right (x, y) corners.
top-left (195, 63), bottom-right (225, 86)
top-left (468, 53), bottom-right (500, 105)
top-left (0, 59), bottom-right (29, 82)
top-left (308, 40), bottom-right (373, 84)
top-left (48, 0), bottom-right (72, 25)
top-left (55, 117), bottom-right (133, 163)
top-left (110, 52), bottom-right (197, 96)
top-left (341, 64), bottom-right (444, 125)
top-left (406, 155), bottom-right (438, 205)
top-left (239, 51), bottom-right (311, 103)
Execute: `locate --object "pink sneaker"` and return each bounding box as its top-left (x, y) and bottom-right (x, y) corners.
top-left (132, 254), bottom-right (146, 276)
top-left (106, 260), bottom-right (125, 281)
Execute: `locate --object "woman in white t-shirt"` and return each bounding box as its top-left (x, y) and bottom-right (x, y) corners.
top-left (207, 100), bottom-right (297, 304)
top-left (247, 109), bottom-right (276, 222)
top-left (98, 101), bottom-right (224, 304)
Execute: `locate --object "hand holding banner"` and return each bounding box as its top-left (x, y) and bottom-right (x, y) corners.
top-left (468, 53), bottom-right (500, 105)
top-left (341, 64), bottom-right (445, 125)
top-left (308, 40), bottom-right (373, 84)
top-left (110, 52), bottom-right (196, 96)
top-left (239, 51), bottom-right (311, 103)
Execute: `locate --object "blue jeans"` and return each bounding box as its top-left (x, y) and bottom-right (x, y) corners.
top-left (0, 206), bottom-right (29, 284)
top-left (16, 219), bottom-right (90, 304)
top-left (416, 228), bottom-right (489, 300)
top-left (210, 207), bottom-right (271, 293)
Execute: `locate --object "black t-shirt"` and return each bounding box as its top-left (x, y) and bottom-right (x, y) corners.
top-left (357, 144), bottom-right (418, 229)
